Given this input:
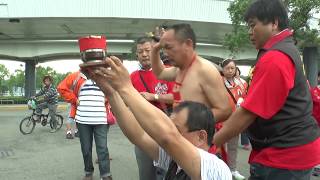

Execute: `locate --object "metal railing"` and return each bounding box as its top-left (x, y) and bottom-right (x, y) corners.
top-left (0, 99), bottom-right (14, 104)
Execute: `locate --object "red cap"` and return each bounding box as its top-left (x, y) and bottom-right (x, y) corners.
top-left (78, 35), bottom-right (107, 52)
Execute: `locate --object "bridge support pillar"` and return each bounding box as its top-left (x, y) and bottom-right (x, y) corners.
top-left (25, 60), bottom-right (36, 98)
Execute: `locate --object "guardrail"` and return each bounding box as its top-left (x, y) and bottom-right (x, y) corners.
top-left (0, 99), bottom-right (14, 104)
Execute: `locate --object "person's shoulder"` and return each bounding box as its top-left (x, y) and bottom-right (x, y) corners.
top-left (130, 70), bottom-right (140, 77)
top-left (260, 50), bottom-right (292, 65)
top-left (197, 57), bottom-right (222, 83)
top-left (198, 57), bottom-right (219, 72)
top-left (197, 149), bottom-right (232, 179)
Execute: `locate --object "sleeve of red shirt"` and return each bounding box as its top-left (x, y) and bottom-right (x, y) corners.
top-left (241, 50), bottom-right (296, 119)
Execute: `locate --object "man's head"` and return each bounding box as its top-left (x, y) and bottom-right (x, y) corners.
top-left (43, 75), bottom-right (53, 87)
top-left (244, 0), bottom-right (289, 49)
top-left (171, 101), bottom-right (215, 149)
top-left (136, 37), bottom-right (153, 70)
top-left (161, 24), bottom-right (196, 67)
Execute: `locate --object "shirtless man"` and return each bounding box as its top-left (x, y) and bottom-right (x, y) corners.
top-left (150, 23), bottom-right (231, 121)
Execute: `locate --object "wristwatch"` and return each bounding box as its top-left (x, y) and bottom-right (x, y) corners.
top-left (154, 94), bottom-right (159, 100)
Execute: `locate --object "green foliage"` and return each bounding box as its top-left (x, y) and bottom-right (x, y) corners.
top-left (0, 64), bottom-right (10, 93)
top-left (6, 69), bottom-right (25, 95)
top-left (0, 64), bottom-right (71, 97)
top-left (35, 66), bottom-right (70, 88)
top-left (225, 0), bottom-right (320, 53)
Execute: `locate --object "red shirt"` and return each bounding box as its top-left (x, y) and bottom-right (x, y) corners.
top-left (241, 29), bottom-right (320, 170)
top-left (311, 86), bottom-right (320, 125)
top-left (130, 69), bottom-right (174, 110)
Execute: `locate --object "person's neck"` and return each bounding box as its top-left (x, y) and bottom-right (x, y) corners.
top-left (226, 77), bottom-right (234, 82)
top-left (179, 51), bottom-right (196, 71)
top-left (202, 144), bottom-right (210, 152)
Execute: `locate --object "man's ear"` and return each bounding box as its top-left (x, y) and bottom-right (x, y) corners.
top-left (185, 39), bottom-right (194, 49)
top-left (198, 130), bottom-right (208, 145)
top-left (272, 19), bottom-right (279, 32)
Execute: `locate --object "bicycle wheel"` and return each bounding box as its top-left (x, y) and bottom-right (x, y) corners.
top-left (19, 116), bottom-right (36, 135)
top-left (49, 114), bottom-right (63, 132)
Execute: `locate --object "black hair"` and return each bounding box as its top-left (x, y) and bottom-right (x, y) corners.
top-left (244, 0), bottom-right (289, 31)
top-left (221, 59), bottom-right (236, 68)
top-left (318, 71), bottom-right (320, 77)
top-left (236, 67), bottom-right (241, 76)
top-left (173, 101), bottom-right (215, 146)
top-left (136, 37), bottom-right (153, 45)
top-left (167, 23), bottom-right (197, 49)
top-left (42, 75), bottom-right (53, 83)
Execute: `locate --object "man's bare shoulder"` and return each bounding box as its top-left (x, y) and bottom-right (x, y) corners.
top-left (197, 57), bottom-right (221, 76)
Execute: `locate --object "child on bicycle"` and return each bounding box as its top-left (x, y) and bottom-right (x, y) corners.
top-left (32, 75), bottom-right (59, 129)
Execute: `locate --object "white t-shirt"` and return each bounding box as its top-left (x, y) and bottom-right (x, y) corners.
top-left (75, 79), bottom-right (107, 124)
top-left (155, 147), bottom-right (232, 180)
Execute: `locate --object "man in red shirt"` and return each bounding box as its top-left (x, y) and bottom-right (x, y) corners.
top-left (214, 0), bottom-right (320, 179)
top-left (130, 37), bottom-right (174, 180)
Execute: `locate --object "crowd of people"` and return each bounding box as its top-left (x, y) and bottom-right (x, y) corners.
top-left (33, 0), bottom-right (320, 179)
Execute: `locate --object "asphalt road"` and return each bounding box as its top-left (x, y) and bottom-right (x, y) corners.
top-left (0, 105), bottom-right (317, 180)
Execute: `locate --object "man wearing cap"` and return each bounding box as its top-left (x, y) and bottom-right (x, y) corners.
top-left (58, 36), bottom-right (112, 180)
top-left (130, 36), bottom-right (174, 180)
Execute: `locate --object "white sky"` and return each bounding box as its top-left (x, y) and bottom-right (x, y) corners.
top-left (0, 59), bottom-right (251, 76)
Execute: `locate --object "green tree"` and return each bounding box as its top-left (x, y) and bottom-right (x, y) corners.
top-left (35, 66), bottom-right (56, 89)
top-left (6, 69), bottom-right (25, 96)
top-left (35, 66), bottom-right (70, 89)
top-left (0, 64), bottom-right (9, 94)
top-left (224, 0), bottom-right (320, 53)
top-left (225, 0), bottom-right (320, 86)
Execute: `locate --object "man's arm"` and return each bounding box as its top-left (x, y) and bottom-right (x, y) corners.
top-left (119, 86), bottom-right (201, 179)
top-left (107, 91), bottom-right (159, 160)
top-left (200, 62), bottom-right (232, 121)
top-left (57, 73), bottom-right (78, 105)
top-left (150, 43), bottom-right (178, 81)
top-left (34, 87), bottom-right (44, 97)
top-left (43, 86), bottom-right (58, 100)
top-left (92, 57), bottom-right (202, 179)
top-left (213, 107), bottom-right (256, 147)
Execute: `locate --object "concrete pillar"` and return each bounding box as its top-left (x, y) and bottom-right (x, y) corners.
top-left (25, 60), bottom-right (36, 98)
top-left (303, 47), bottom-right (319, 87)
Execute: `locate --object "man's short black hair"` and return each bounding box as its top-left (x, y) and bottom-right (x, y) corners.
top-left (244, 0), bottom-right (289, 31)
top-left (173, 101), bottom-right (215, 146)
top-left (136, 37), bottom-right (153, 46)
top-left (167, 23), bottom-right (197, 49)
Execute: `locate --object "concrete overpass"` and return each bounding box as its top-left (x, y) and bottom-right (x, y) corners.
top-left (0, 0), bottom-right (318, 96)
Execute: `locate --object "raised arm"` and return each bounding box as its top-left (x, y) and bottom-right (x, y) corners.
top-left (150, 42), bottom-right (178, 81)
top-left (96, 57), bottom-right (203, 179)
top-left (87, 69), bottom-right (159, 161)
top-left (200, 62), bottom-right (232, 121)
